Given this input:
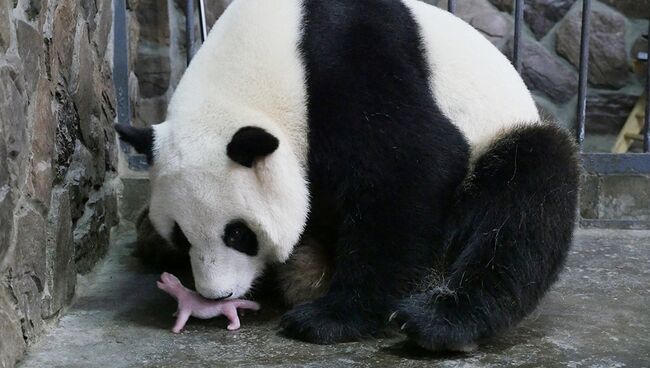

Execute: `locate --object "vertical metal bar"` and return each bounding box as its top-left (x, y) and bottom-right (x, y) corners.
top-left (198, 0), bottom-right (208, 42)
top-left (113, 0), bottom-right (131, 152)
top-left (448, 0), bottom-right (455, 14)
top-left (512, 0), bottom-right (524, 73)
top-left (576, 0), bottom-right (592, 151)
top-left (643, 19), bottom-right (650, 153)
top-left (186, 0), bottom-right (195, 64)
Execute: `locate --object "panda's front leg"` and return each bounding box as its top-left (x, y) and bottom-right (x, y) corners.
top-left (280, 196), bottom-right (427, 344)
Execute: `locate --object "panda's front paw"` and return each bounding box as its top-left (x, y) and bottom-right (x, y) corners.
top-left (280, 299), bottom-right (377, 344)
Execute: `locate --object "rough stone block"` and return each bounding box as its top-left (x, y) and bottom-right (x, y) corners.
top-left (510, 37), bottom-right (578, 103)
top-left (135, 41), bottom-right (171, 98)
top-left (10, 205), bottom-right (47, 344)
top-left (599, 0), bottom-right (650, 19)
top-left (556, 8), bottom-right (629, 89)
top-left (53, 91), bottom-right (81, 183)
top-left (0, 285), bottom-right (26, 368)
top-left (524, 0), bottom-right (576, 39)
top-left (579, 174), bottom-right (600, 220)
top-left (42, 187), bottom-right (75, 319)
top-left (93, 0), bottom-right (113, 59)
top-left (15, 19), bottom-right (42, 93)
top-left (27, 78), bottom-right (55, 209)
top-left (0, 65), bottom-right (29, 184)
top-left (0, 1), bottom-right (10, 53)
top-left (50, 0), bottom-right (78, 83)
top-left (598, 175), bottom-right (650, 221)
top-left (74, 181), bottom-right (118, 274)
top-left (71, 23), bottom-right (98, 151)
top-left (119, 176), bottom-right (150, 223)
top-left (586, 90), bottom-right (640, 135)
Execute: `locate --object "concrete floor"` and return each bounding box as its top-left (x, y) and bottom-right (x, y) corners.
top-left (18, 227), bottom-right (650, 368)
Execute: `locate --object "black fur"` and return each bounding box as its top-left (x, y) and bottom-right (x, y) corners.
top-left (227, 126), bottom-right (280, 167)
top-left (172, 222), bottom-right (192, 253)
top-left (280, 0), bottom-right (470, 344)
top-left (133, 207), bottom-right (192, 284)
top-left (391, 124), bottom-right (579, 350)
top-left (114, 124), bottom-right (155, 164)
top-left (222, 221), bottom-right (259, 256)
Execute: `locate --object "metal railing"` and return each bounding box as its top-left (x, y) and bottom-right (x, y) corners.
top-left (114, 1), bottom-right (650, 176)
top-left (450, 0), bottom-right (650, 174)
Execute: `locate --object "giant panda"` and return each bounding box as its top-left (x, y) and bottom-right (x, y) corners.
top-left (116, 0), bottom-right (579, 351)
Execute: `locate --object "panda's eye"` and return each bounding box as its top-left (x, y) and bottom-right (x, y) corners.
top-left (222, 221), bottom-right (258, 256)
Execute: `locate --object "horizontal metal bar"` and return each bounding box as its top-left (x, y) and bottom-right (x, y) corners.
top-left (581, 153), bottom-right (650, 175)
top-left (580, 219), bottom-right (650, 230)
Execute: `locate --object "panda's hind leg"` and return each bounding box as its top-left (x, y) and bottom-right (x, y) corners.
top-left (276, 237), bottom-right (334, 306)
top-left (392, 123), bottom-right (579, 351)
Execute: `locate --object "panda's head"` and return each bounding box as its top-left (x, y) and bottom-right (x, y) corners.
top-left (116, 114), bottom-right (309, 300)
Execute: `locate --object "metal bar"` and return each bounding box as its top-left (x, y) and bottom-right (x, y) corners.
top-left (113, 0), bottom-right (131, 153)
top-left (448, 0), bottom-right (455, 14)
top-left (576, 0), bottom-right (592, 151)
top-left (198, 0), bottom-right (208, 42)
top-left (512, 0), bottom-right (524, 73)
top-left (581, 153), bottom-right (650, 174)
top-left (643, 19), bottom-right (650, 153)
top-left (580, 219), bottom-right (650, 230)
top-left (186, 0), bottom-right (195, 64)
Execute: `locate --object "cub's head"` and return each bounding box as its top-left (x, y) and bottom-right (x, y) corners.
top-left (116, 117), bottom-right (309, 300)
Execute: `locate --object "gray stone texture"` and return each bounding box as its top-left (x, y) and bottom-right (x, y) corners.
top-left (556, 7), bottom-right (630, 89)
top-left (524, 0), bottom-right (577, 39)
top-left (0, 0), bottom-right (118, 367)
top-left (600, 0), bottom-right (650, 18)
top-left (17, 227), bottom-right (650, 367)
top-left (581, 174), bottom-right (650, 223)
top-left (511, 36), bottom-right (579, 103)
top-left (585, 90), bottom-right (640, 134)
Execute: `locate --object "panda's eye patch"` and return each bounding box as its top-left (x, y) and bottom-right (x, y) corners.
top-left (222, 221), bottom-right (258, 256)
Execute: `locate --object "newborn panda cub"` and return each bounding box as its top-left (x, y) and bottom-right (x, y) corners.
top-left (157, 272), bottom-right (259, 333)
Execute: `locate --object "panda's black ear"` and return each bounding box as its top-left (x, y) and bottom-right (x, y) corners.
top-left (227, 127), bottom-right (279, 168)
top-left (114, 124), bottom-right (155, 164)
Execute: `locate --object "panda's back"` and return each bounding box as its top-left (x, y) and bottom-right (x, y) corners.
top-left (170, 0), bottom-right (539, 163)
top-left (403, 0), bottom-right (540, 147)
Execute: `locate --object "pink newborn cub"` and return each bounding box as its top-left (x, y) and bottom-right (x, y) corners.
top-left (157, 272), bottom-right (260, 333)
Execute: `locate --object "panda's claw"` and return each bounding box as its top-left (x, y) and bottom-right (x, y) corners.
top-left (388, 311), bottom-right (398, 323)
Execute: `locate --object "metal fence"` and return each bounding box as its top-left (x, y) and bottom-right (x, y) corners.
top-left (114, 0), bottom-right (650, 172)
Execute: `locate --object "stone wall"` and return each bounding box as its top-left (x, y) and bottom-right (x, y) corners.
top-left (429, 0), bottom-right (649, 152)
top-left (129, 0), bottom-right (648, 154)
top-left (126, 0), bottom-right (233, 129)
top-left (0, 0), bottom-right (117, 367)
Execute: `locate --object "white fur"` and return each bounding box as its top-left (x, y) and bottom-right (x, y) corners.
top-left (403, 0), bottom-right (540, 153)
top-left (148, 0), bottom-right (309, 299)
